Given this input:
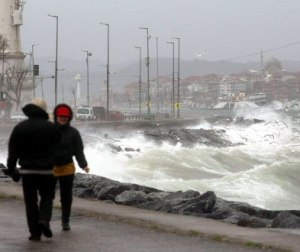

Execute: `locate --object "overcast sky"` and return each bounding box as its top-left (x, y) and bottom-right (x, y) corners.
top-left (21, 0), bottom-right (300, 65)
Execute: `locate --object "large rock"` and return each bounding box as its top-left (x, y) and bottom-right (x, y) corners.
top-left (73, 173), bottom-right (300, 229)
top-left (272, 211), bottom-right (300, 228)
top-left (143, 128), bottom-right (234, 147)
top-left (115, 190), bottom-right (147, 205)
top-left (97, 185), bottom-right (131, 201)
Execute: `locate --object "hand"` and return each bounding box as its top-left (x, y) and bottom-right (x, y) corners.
top-left (3, 168), bottom-right (21, 182)
top-left (83, 167), bottom-right (90, 174)
top-left (11, 169), bottom-right (21, 182)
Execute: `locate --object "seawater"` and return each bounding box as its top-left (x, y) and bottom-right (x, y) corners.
top-left (1, 107), bottom-right (300, 211)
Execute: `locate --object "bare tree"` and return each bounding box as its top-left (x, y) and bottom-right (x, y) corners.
top-left (0, 34), bottom-right (8, 53)
top-left (5, 66), bottom-right (30, 110)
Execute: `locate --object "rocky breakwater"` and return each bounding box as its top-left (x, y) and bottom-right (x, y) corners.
top-left (73, 173), bottom-right (300, 229)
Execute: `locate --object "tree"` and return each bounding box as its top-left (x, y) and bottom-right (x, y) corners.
top-left (0, 34), bottom-right (8, 53)
top-left (4, 66), bottom-right (30, 110)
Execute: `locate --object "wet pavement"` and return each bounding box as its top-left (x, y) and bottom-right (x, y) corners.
top-left (0, 181), bottom-right (299, 252)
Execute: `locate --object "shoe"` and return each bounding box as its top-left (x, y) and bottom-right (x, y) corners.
top-left (28, 235), bottom-right (41, 241)
top-left (62, 222), bottom-right (70, 231)
top-left (39, 221), bottom-right (53, 238)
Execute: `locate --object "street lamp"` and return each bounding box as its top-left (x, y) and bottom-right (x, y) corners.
top-left (58, 68), bottom-right (65, 102)
top-left (172, 37), bottom-right (181, 119)
top-left (134, 46), bottom-right (142, 117)
top-left (167, 41), bottom-right (175, 118)
top-left (139, 27), bottom-right (150, 117)
top-left (82, 50), bottom-right (92, 107)
top-left (31, 44), bottom-right (39, 98)
top-left (48, 14), bottom-right (58, 106)
top-left (156, 37), bottom-right (159, 113)
top-left (100, 22), bottom-right (110, 120)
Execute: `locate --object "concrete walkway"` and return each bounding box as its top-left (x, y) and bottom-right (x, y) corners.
top-left (0, 180), bottom-right (299, 252)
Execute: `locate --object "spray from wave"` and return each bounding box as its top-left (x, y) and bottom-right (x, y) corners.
top-left (81, 109), bottom-right (300, 210)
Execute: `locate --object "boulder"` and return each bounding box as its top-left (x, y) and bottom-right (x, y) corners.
top-left (143, 128), bottom-right (234, 147)
top-left (72, 173), bottom-right (299, 230)
top-left (115, 190), bottom-right (147, 205)
top-left (97, 185), bottom-right (131, 201)
top-left (272, 211), bottom-right (300, 228)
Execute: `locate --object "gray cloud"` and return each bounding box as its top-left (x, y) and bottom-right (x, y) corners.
top-left (21, 0), bottom-right (300, 65)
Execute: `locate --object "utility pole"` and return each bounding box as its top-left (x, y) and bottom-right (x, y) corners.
top-left (156, 37), bottom-right (159, 113)
top-left (173, 37), bottom-right (181, 119)
top-left (82, 50), bottom-right (92, 107)
top-left (31, 44), bottom-right (38, 98)
top-left (139, 27), bottom-right (150, 117)
top-left (167, 41), bottom-right (175, 118)
top-left (48, 14), bottom-right (59, 106)
top-left (100, 22), bottom-right (110, 120)
top-left (135, 46), bottom-right (142, 117)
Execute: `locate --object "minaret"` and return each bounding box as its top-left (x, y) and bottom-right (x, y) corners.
top-left (0, 0), bottom-right (26, 69)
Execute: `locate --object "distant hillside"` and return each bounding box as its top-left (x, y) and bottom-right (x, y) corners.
top-left (31, 56), bottom-right (300, 105)
top-left (34, 56), bottom-right (300, 85)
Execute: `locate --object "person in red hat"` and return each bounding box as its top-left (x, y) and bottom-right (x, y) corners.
top-left (53, 104), bottom-right (89, 231)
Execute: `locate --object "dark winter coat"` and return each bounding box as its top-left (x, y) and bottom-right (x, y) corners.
top-left (53, 104), bottom-right (88, 169)
top-left (7, 104), bottom-right (61, 173)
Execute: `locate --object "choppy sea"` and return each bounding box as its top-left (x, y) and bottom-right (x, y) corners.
top-left (1, 106), bottom-right (300, 210)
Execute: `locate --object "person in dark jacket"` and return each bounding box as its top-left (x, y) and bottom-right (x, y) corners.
top-left (53, 103), bottom-right (89, 231)
top-left (7, 98), bottom-right (61, 241)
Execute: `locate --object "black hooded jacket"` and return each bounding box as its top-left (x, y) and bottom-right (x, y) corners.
top-left (7, 104), bottom-right (61, 173)
top-left (53, 104), bottom-right (88, 169)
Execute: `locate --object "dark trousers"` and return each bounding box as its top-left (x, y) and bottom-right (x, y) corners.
top-left (22, 174), bottom-right (56, 237)
top-left (56, 174), bottom-right (74, 224)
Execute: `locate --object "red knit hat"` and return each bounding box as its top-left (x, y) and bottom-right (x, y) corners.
top-left (56, 106), bottom-right (72, 118)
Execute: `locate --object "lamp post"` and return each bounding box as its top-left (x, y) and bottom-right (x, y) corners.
top-left (156, 37), bottom-right (159, 113)
top-left (139, 27), bottom-right (150, 117)
top-left (134, 46), bottom-right (142, 117)
top-left (82, 50), bottom-right (92, 107)
top-left (31, 44), bottom-right (39, 98)
top-left (1, 47), bottom-right (4, 95)
top-left (167, 41), bottom-right (175, 118)
top-left (100, 22), bottom-right (110, 120)
top-left (48, 14), bottom-right (58, 106)
top-left (172, 37), bottom-right (180, 119)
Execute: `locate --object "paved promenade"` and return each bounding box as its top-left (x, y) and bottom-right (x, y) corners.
top-left (0, 180), bottom-right (299, 252)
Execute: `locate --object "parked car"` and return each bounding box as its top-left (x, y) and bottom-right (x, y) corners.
top-left (75, 107), bottom-right (96, 121)
top-left (10, 112), bottom-right (27, 122)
